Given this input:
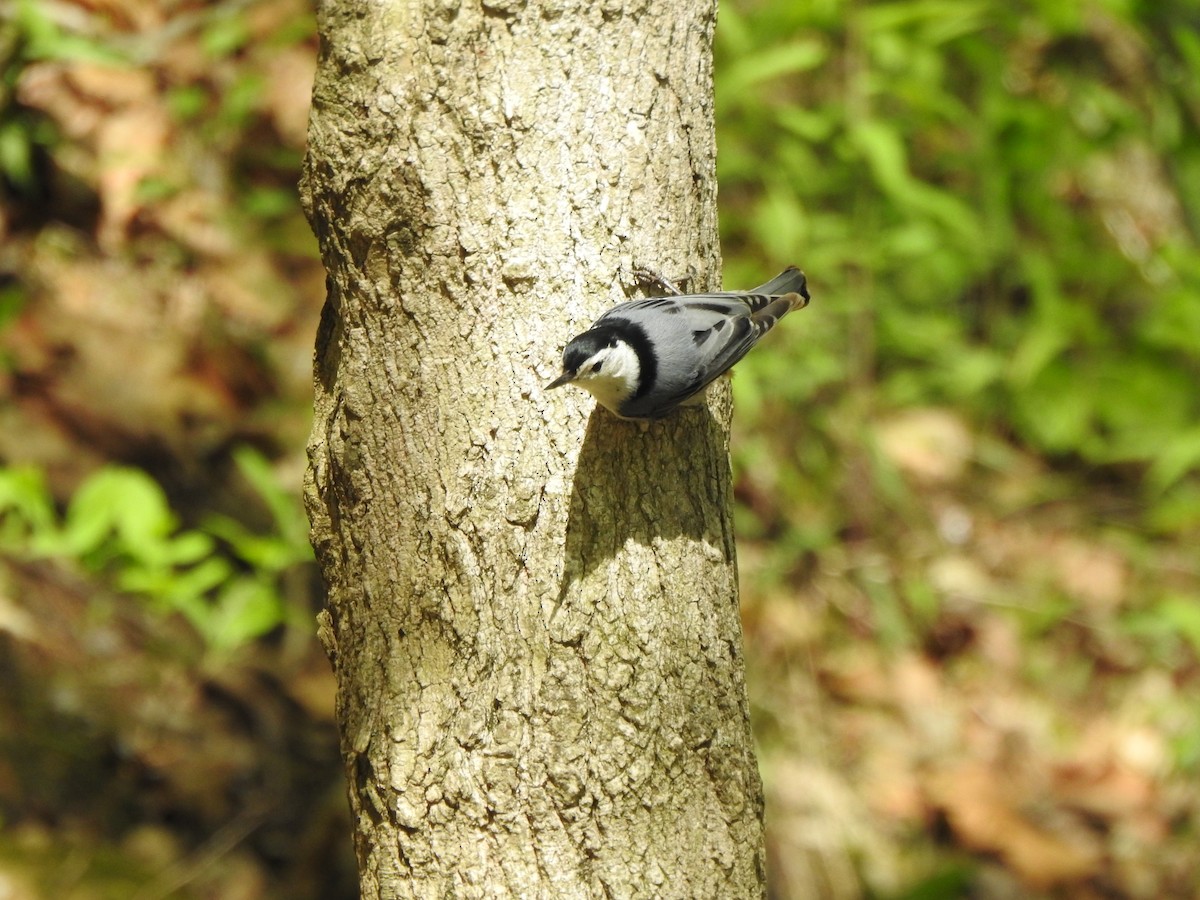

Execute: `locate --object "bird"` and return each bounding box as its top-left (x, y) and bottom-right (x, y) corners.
top-left (546, 266), bottom-right (810, 419)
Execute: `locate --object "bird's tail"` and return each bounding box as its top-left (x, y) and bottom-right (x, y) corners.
top-left (746, 267), bottom-right (810, 330)
top-left (749, 266), bottom-right (810, 305)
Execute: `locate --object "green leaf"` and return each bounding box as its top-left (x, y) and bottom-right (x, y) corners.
top-left (166, 85), bottom-right (209, 121)
top-left (0, 466), bottom-right (57, 547)
top-left (0, 281), bottom-right (27, 330)
top-left (773, 106), bottom-right (837, 142)
top-left (1156, 595), bottom-right (1200, 657)
top-left (119, 555), bottom-right (230, 606)
top-left (62, 467), bottom-right (176, 559)
top-left (201, 12), bottom-right (250, 58)
top-left (169, 531), bottom-right (218, 565)
top-left (205, 514), bottom-right (307, 572)
top-left (848, 119), bottom-right (980, 239)
top-left (243, 187), bottom-right (299, 220)
top-left (1148, 427), bottom-right (1200, 492)
top-left (1009, 319), bottom-right (1072, 387)
top-left (0, 121), bottom-right (35, 190)
top-left (1012, 360), bottom-right (1094, 454)
top-left (17, 0), bottom-right (125, 63)
top-left (230, 446), bottom-right (309, 550)
top-left (216, 74), bottom-right (264, 128)
top-left (720, 39), bottom-right (828, 95)
top-left (203, 578), bottom-right (285, 651)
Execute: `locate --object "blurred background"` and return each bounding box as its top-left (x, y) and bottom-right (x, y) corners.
top-left (1, 0), bottom-right (1198, 897)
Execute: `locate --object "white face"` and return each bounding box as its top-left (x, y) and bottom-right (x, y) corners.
top-left (570, 341), bottom-right (641, 413)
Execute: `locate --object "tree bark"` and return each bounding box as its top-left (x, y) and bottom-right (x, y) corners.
top-left (300, 1), bottom-right (765, 897)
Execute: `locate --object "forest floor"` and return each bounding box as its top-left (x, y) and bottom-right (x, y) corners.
top-left (1, 1), bottom-right (1198, 898)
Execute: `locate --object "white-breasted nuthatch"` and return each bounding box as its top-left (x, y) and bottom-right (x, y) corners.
top-left (546, 267), bottom-right (810, 419)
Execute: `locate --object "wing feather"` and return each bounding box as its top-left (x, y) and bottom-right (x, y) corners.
top-left (593, 268), bottom-right (809, 417)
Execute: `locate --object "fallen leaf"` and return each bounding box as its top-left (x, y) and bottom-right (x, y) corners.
top-left (1052, 756), bottom-right (1156, 823)
top-left (876, 407), bottom-right (973, 485)
top-left (1052, 538), bottom-right (1128, 614)
top-left (927, 763), bottom-right (1102, 889)
top-left (263, 45), bottom-right (317, 148)
top-left (95, 102), bottom-right (171, 248)
top-left (928, 554), bottom-right (993, 605)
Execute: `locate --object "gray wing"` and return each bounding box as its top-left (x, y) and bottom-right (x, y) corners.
top-left (596, 268), bottom-right (809, 414)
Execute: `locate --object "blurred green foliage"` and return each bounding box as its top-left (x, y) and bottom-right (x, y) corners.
top-left (0, 0), bottom-right (318, 652)
top-left (0, 447), bottom-right (311, 653)
top-left (716, 0), bottom-right (1200, 541)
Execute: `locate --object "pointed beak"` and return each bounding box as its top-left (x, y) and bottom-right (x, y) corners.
top-left (546, 370), bottom-right (575, 390)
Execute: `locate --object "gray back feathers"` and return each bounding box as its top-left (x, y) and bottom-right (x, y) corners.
top-left (597, 267), bottom-right (809, 418)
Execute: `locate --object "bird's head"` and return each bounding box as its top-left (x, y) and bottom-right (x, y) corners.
top-left (546, 325), bottom-right (641, 413)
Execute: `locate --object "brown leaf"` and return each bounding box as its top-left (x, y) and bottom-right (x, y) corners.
top-left (95, 102), bottom-right (171, 248)
top-left (64, 61), bottom-right (157, 107)
top-left (263, 46), bottom-right (317, 148)
top-left (928, 763), bottom-right (1102, 889)
top-left (73, 0), bottom-right (166, 32)
top-left (17, 62), bottom-right (106, 140)
top-left (1051, 723), bottom-right (1164, 829)
top-left (1052, 757), bottom-right (1157, 823)
top-left (876, 407), bottom-right (973, 485)
top-left (155, 189), bottom-right (238, 258)
top-left (17, 62), bottom-right (172, 247)
top-left (819, 649), bottom-right (891, 705)
top-left (1052, 538), bottom-right (1128, 614)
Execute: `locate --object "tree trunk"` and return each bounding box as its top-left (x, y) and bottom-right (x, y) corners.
top-left (300, 1), bottom-right (764, 897)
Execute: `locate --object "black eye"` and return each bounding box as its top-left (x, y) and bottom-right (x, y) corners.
top-left (591, 361), bottom-right (603, 374)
